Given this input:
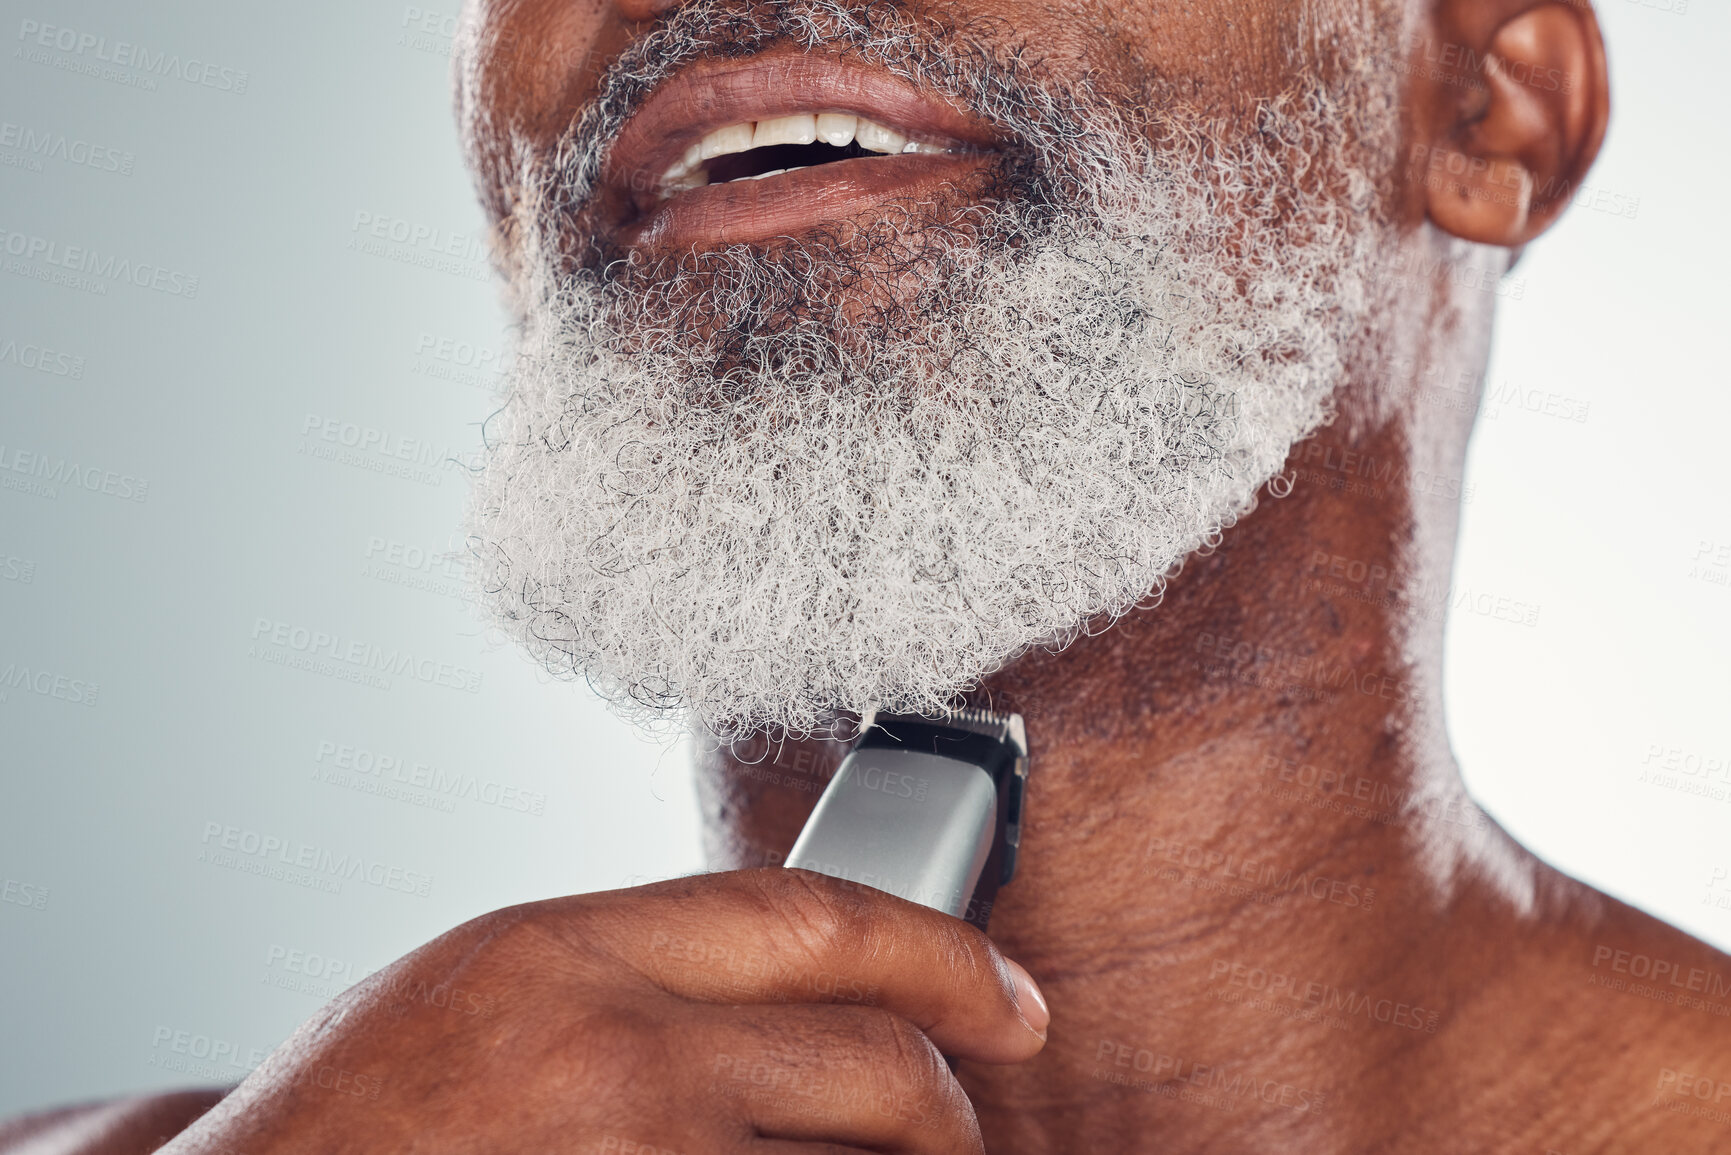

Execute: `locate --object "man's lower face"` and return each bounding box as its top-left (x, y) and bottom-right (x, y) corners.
top-left (465, 0), bottom-right (1396, 740)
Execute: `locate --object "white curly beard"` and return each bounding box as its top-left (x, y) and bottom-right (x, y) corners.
top-left (466, 5), bottom-right (1396, 741)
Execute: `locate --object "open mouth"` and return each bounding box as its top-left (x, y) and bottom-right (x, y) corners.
top-left (658, 113), bottom-right (958, 198)
top-left (603, 51), bottom-right (1006, 250)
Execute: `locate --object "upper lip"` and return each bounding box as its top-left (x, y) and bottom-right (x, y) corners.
top-left (602, 47), bottom-right (1006, 212)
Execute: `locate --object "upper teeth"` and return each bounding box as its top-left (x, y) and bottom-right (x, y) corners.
top-left (659, 113), bottom-right (952, 196)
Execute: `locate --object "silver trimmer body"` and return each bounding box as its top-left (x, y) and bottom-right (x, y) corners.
top-left (783, 709), bottom-right (1028, 931)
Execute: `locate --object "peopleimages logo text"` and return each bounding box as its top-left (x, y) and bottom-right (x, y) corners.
top-left (0, 337), bottom-right (85, 378)
top-left (0, 227), bottom-right (198, 297)
top-left (16, 20), bottom-right (250, 93)
top-left (0, 121), bottom-right (134, 174)
top-left (249, 618), bottom-right (483, 694)
top-left (0, 662), bottom-right (100, 707)
top-left (0, 444), bottom-right (148, 501)
top-left (200, 821), bottom-right (433, 897)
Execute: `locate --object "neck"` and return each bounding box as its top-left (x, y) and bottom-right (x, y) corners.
top-left (689, 284), bottom-right (1728, 1150)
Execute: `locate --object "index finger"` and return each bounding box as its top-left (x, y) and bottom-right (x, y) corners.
top-left (569, 868), bottom-right (1049, 1064)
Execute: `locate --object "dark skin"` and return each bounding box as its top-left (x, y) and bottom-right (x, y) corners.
top-left (10, 0), bottom-right (1730, 1151)
top-left (702, 419), bottom-right (1731, 1152)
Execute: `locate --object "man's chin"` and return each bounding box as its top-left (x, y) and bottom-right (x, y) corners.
top-left (467, 232), bottom-right (1341, 743)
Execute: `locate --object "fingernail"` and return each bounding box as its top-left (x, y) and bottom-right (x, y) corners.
top-left (1004, 958), bottom-right (1049, 1040)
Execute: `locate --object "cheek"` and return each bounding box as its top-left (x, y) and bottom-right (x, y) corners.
top-left (1058, 0), bottom-right (1311, 120)
top-left (461, 0), bottom-right (621, 170)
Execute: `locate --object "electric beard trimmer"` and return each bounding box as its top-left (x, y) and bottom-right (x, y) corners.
top-left (783, 709), bottom-right (1029, 932)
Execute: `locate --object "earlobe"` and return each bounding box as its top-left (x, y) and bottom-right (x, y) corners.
top-left (1421, 152), bottom-right (1534, 243)
top-left (1415, 2), bottom-right (1610, 248)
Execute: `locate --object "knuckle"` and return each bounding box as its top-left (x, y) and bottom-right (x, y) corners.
top-left (458, 905), bottom-right (556, 973)
top-left (475, 901), bottom-right (540, 942)
top-left (866, 1011), bottom-right (947, 1085)
top-left (575, 1001), bottom-right (666, 1054)
top-left (743, 869), bottom-right (878, 968)
top-left (946, 921), bottom-right (1003, 978)
top-left (952, 926), bottom-right (1015, 1005)
top-left (855, 1012), bottom-right (978, 1148)
top-left (460, 899), bottom-right (562, 954)
top-left (498, 895), bottom-right (608, 956)
top-left (920, 920), bottom-right (1010, 1016)
top-left (561, 1001), bottom-right (678, 1098)
top-left (394, 904), bottom-right (537, 988)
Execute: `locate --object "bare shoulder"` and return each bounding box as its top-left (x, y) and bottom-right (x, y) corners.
top-left (0, 1090), bottom-right (227, 1155)
top-left (1581, 904), bottom-right (1731, 1150)
top-left (1518, 873), bottom-right (1731, 1151)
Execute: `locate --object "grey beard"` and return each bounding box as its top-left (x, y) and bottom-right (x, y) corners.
top-left (466, 4), bottom-right (1397, 741)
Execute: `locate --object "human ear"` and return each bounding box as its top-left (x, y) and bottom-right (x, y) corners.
top-left (1410, 2), bottom-right (1610, 247)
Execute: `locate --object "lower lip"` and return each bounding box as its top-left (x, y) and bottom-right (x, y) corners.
top-left (620, 153), bottom-right (994, 250)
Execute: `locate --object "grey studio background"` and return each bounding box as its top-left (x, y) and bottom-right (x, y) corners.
top-left (0, 0), bottom-right (1725, 1119)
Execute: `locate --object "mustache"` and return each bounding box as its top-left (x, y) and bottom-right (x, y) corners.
top-left (545, 0), bottom-right (1123, 218)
